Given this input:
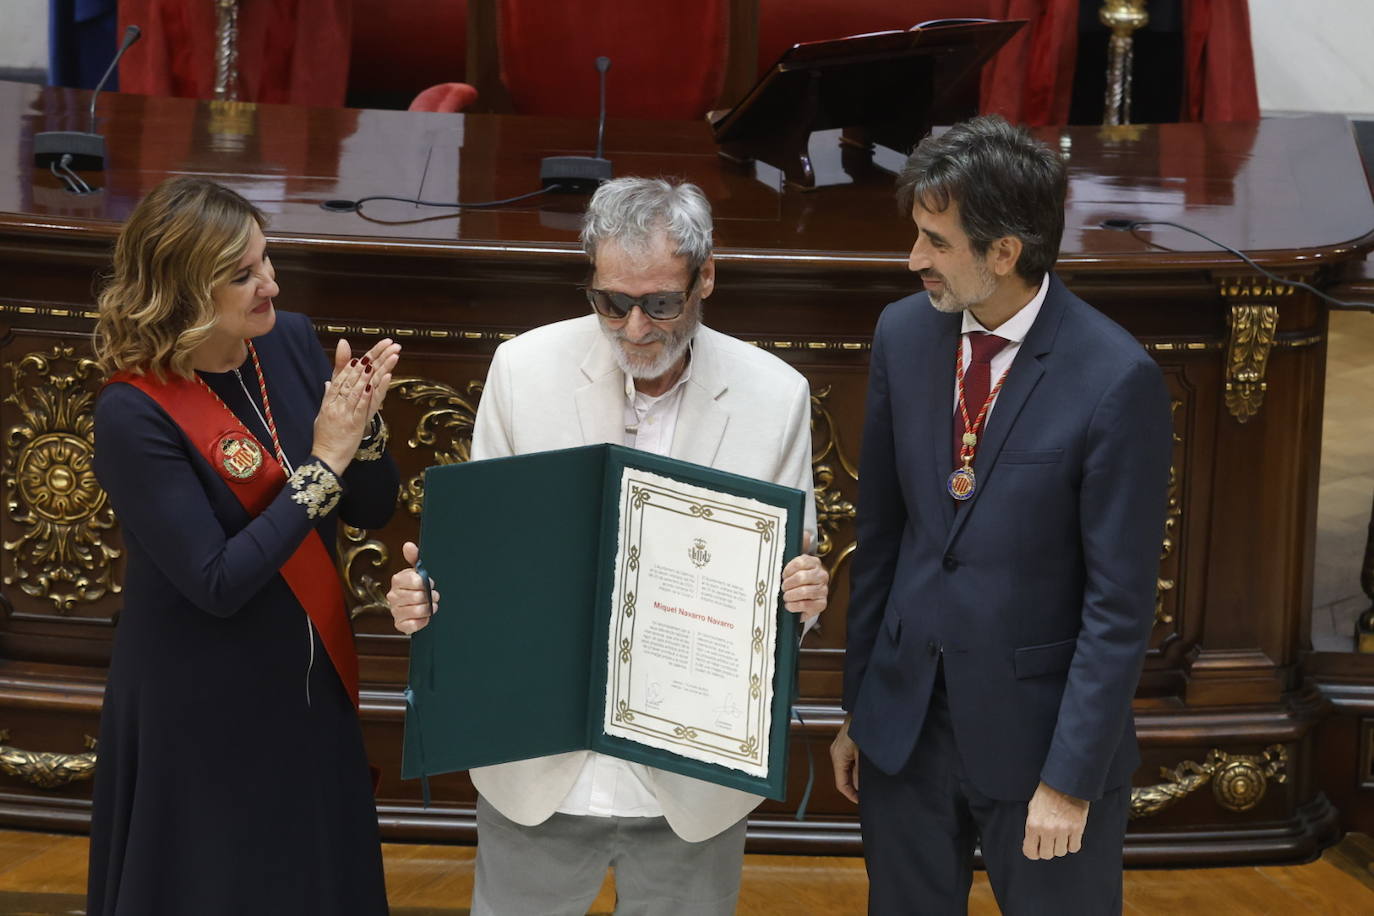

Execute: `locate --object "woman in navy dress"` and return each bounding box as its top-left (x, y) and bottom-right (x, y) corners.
top-left (87, 177), bottom-right (398, 915)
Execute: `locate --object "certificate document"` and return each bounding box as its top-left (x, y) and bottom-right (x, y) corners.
top-left (604, 467), bottom-right (787, 778)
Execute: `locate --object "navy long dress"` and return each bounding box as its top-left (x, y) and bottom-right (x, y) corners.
top-left (87, 311), bottom-right (396, 915)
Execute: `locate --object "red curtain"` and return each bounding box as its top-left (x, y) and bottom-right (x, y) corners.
top-left (979, 0), bottom-right (1079, 127)
top-left (1184, 0), bottom-right (1260, 122)
top-left (118, 0), bottom-right (352, 106)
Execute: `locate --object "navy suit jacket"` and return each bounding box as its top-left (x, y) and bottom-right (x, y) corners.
top-left (844, 275), bottom-right (1172, 802)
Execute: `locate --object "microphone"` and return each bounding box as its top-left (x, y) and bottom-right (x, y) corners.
top-left (540, 56), bottom-right (613, 194)
top-left (34, 25), bottom-right (143, 172)
top-left (594, 56), bottom-right (610, 160)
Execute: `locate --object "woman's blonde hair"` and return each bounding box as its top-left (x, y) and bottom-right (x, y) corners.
top-left (94, 177), bottom-right (265, 380)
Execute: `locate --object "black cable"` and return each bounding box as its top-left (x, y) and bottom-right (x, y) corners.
top-left (321, 185), bottom-right (561, 217)
top-left (1101, 218), bottom-right (1374, 312)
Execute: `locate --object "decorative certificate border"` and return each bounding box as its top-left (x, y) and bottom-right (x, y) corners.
top-left (604, 467), bottom-right (786, 778)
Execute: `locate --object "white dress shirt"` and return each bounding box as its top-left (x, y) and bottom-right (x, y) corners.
top-left (954, 273), bottom-right (1050, 424)
top-left (555, 348), bottom-right (695, 819)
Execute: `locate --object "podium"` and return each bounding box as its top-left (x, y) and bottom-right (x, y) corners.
top-left (711, 20), bottom-right (1024, 189)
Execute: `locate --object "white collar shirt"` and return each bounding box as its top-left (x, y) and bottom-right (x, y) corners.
top-left (556, 347), bottom-right (694, 819)
top-left (953, 273), bottom-right (1050, 424)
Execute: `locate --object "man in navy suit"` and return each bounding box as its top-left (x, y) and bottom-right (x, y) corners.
top-left (830, 116), bottom-right (1172, 913)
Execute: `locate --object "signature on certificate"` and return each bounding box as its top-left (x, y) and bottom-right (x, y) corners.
top-left (714, 694), bottom-right (742, 730)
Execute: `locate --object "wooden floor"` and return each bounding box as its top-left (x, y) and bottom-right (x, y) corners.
top-left (0, 829), bottom-right (1370, 914)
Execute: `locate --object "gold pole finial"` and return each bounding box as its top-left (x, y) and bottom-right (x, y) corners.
top-left (1100, 1), bottom-right (1150, 126)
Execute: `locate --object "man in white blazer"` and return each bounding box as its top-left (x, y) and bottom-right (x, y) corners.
top-left (387, 177), bottom-right (827, 915)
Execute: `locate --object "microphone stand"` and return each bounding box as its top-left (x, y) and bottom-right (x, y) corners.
top-left (539, 56), bottom-right (614, 193)
top-left (34, 25), bottom-right (143, 172)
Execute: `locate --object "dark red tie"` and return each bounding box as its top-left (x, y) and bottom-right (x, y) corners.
top-left (953, 332), bottom-right (1009, 469)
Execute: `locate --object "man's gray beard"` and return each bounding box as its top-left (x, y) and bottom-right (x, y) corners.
top-left (601, 305), bottom-right (702, 380)
top-left (925, 261), bottom-right (998, 314)
top-left (929, 291), bottom-right (968, 314)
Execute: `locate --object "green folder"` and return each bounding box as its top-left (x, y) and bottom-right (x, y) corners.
top-left (402, 444), bottom-right (804, 801)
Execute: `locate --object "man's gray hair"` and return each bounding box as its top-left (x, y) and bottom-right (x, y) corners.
top-left (581, 177), bottom-right (713, 273)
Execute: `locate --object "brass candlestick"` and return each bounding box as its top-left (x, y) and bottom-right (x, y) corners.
top-left (1100, 1), bottom-right (1149, 126)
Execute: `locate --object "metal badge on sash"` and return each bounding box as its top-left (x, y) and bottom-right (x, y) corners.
top-left (213, 431), bottom-right (265, 481)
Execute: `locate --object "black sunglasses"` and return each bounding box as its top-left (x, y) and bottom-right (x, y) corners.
top-left (583, 266), bottom-right (700, 321)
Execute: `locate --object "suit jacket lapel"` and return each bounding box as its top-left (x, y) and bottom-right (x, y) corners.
top-left (671, 330), bottom-right (728, 467)
top-left (924, 316), bottom-right (961, 531)
top-left (944, 278), bottom-right (1068, 548)
top-left (574, 332), bottom-right (628, 446)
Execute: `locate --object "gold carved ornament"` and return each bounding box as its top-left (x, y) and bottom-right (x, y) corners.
top-left (338, 523), bottom-right (390, 619)
top-left (1220, 278), bottom-right (1298, 423)
top-left (1224, 303), bottom-right (1279, 422)
top-left (1155, 399), bottom-right (1183, 626)
top-left (2, 346), bottom-right (121, 612)
top-left (0, 730), bottom-right (97, 790)
top-left (336, 417), bottom-right (394, 618)
top-left (389, 377), bottom-right (482, 517)
top-left (1129, 745), bottom-right (1287, 819)
top-left (809, 386), bottom-right (858, 597)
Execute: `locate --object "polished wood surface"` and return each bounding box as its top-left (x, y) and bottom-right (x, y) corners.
top-left (3, 80), bottom-right (1374, 863)
top-left (7, 81), bottom-right (1373, 260)
top-left (0, 829), bottom-right (1368, 916)
top-left (0, 828), bottom-right (1371, 914)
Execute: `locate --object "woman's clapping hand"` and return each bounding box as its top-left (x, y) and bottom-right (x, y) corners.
top-left (311, 338), bottom-right (401, 474)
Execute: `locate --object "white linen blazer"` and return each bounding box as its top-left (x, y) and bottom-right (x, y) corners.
top-left (468, 314), bottom-right (817, 842)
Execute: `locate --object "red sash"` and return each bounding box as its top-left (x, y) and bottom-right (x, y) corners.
top-left (111, 371), bottom-right (360, 709)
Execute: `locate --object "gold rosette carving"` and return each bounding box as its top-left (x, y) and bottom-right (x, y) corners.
top-left (2, 345), bottom-right (121, 612)
top-left (1129, 745), bottom-right (1288, 819)
top-left (391, 378), bottom-right (482, 516)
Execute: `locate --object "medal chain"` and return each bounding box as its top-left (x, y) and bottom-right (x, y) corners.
top-left (245, 342), bottom-right (288, 471)
top-left (954, 339), bottom-right (1012, 470)
top-left (198, 341), bottom-right (293, 475)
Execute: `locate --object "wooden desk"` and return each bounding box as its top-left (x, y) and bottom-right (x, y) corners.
top-left (3, 81), bottom-right (1373, 862)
